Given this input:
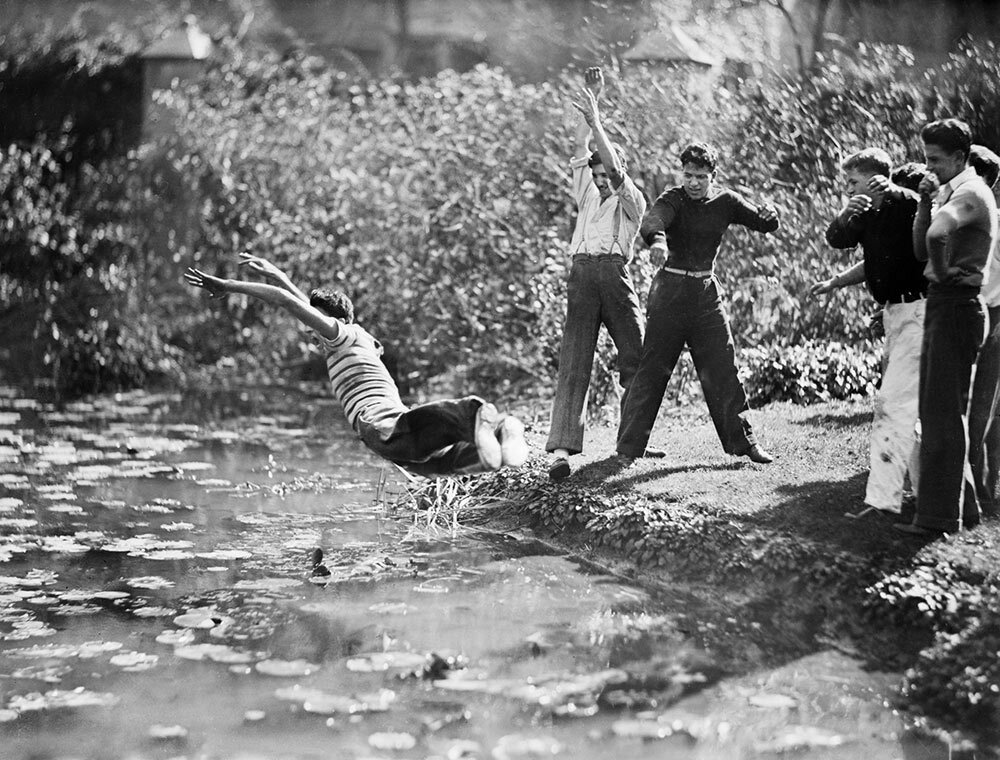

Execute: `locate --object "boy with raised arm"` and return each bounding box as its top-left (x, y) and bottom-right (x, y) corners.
top-left (546, 66), bottom-right (650, 481)
top-left (185, 253), bottom-right (528, 477)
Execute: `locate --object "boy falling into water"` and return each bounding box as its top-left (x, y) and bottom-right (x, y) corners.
top-left (185, 253), bottom-right (528, 477)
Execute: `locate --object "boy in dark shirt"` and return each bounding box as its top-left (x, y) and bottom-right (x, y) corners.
top-left (811, 148), bottom-right (927, 518)
top-left (616, 142), bottom-right (778, 463)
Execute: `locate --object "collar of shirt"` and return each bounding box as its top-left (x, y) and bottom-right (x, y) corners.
top-left (937, 165), bottom-right (979, 206)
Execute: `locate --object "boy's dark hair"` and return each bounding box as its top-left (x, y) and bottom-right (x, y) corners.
top-left (921, 118), bottom-right (972, 160)
top-left (842, 148), bottom-right (891, 177)
top-left (969, 144), bottom-right (1000, 188)
top-left (890, 161), bottom-right (930, 192)
top-left (588, 143), bottom-right (628, 170)
top-left (679, 142), bottom-right (718, 172)
top-left (310, 288), bottom-right (354, 323)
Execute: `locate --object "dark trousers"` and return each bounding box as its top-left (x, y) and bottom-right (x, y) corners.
top-left (915, 292), bottom-right (986, 532)
top-left (546, 254), bottom-right (644, 455)
top-left (359, 395), bottom-right (484, 476)
top-left (617, 271), bottom-right (756, 458)
top-left (969, 304), bottom-right (1000, 516)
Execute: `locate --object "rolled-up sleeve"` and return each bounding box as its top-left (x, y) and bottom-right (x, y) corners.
top-left (570, 156), bottom-right (591, 208)
top-left (616, 174), bottom-right (646, 223)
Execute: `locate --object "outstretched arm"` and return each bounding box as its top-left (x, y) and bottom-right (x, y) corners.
top-left (572, 67), bottom-right (625, 189)
top-left (237, 252), bottom-right (310, 304)
top-left (184, 267), bottom-right (342, 341)
top-left (809, 260), bottom-right (866, 295)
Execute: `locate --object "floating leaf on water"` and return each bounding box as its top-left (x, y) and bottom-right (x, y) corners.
top-left (133, 606), bottom-right (176, 618)
top-left (274, 685), bottom-right (328, 704)
top-left (0, 497), bottom-right (23, 512)
top-left (110, 652), bottom-right (159, 671)
top-left (173, 609), bottom-right (224, 629)
top-left (78, 641), bottom-right (124, 658)
top-left (39, 536), bottom-right (90, 553)
top-left (126, 576), bottom-right (175, 590)
top-left (346, 651), bottom-right (428, 673)
top-left (611, 720), bottom-right (676, 739)
top-left (492, 733), bottom-right (563, 760)
top-left (8, 665), bottom-right (71, 682)
top-left (5, 644), bottom-right (80, 659)
top-left (148, 724), bottom-right (188, 740)
top-left (45, 504), bottom-right (85, 515)
top-left (92, 591), bottom-right (131, 600)
top-left (195, 549), bottom-right (253, 561)
top-left (255, 659), bottom-right (320, 677)
top-left (754, 725), bottom-right (850, 753)
top-left (161, 522), bottom-right (196, 532)
top-left (0, 709), bottom-right (18, 722)
top-left (173, 461), bottom-right (216, 472)
top-left (369, 732), bottom-right (417, 751)
top-left (8, 687), bottom-right (119, 712)
top-left (174, 644), bottom-right (234, 662)
top-left (0, 518), bottom-right (38, 529)
top-left (138, 549), bottom-right (196, 561)
top-left (156, 629), bottom-right (196, 647)
top-left (244, 709), bottom-right (266, 722)
top-left (748, 693), bottom-right (799, 709)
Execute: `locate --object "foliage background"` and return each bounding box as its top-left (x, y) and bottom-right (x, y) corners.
top-left (2, 32), bottom-right (1000, 408)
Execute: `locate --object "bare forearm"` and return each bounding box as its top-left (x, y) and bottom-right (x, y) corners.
top-left (223, 280), bottom-right (340, 338)
top-left (912, 201), bottom-right (932, 262)
top-left (833, 261), bottom-right (866, 287)
top-left (590, 117), bottom-right (624, 186)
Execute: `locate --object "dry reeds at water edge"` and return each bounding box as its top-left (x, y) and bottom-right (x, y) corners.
top-left (395, 475), bottom-right (518, 535)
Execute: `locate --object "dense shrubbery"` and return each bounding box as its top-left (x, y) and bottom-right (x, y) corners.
top-left (741, 340), bottom-right (881, 405)
top-left (4, 34), bottom-right (1000, 402)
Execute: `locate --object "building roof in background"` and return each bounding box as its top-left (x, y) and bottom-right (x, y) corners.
top-left (624, 23), bottom-right (720, 67)
top-left (142, 17), bottom-right (212, 60)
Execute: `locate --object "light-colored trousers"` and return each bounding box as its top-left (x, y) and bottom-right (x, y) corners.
top-left (865, 299), bottom-right (925, 512)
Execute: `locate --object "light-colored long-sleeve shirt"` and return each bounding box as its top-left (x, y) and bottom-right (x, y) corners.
top-left (913, 166), bottom-right (998, 288)
top-left (567, 155), bottom-right (646, 259)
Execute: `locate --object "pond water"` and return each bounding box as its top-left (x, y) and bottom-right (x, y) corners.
top-left (0, 385), bottom-right (948, 759)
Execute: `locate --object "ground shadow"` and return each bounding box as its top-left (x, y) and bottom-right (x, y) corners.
top-left (793, 409), bottom-right (873, 430)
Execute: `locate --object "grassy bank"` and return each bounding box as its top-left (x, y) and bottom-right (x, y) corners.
top-left (435, 398), bottom-right (1000, 750)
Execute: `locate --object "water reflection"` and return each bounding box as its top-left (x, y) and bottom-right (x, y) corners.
top-left (0, 385), bottom-right (919, 759)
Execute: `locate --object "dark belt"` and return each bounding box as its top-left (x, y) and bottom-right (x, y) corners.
top-left (883, 291), bottom-right (926, 305)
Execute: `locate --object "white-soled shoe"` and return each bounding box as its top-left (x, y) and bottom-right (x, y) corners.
top-left (474, 403), bottom-right (503, 471)
top-left (496, 416), bottom-right (528, 467)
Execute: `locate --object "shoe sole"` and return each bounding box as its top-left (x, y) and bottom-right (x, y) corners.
top-left (496, 417), bottom-right (528, 467)
top-left (474, 404), bottom-right (503, 471)
top-left (548, 459), bottom-right (570, 480)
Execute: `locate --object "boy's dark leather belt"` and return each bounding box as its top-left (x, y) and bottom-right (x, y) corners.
top-left (883, 292), bottom-right (926, 304)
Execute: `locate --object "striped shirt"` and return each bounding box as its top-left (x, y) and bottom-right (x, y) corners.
top-left (316, 323), bottom-right (407, 433)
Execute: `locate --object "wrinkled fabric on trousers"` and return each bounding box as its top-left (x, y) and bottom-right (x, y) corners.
top-left (546, 254), bottom-right (644, 455)
top-left (864, 299), bottom-right (925, 512)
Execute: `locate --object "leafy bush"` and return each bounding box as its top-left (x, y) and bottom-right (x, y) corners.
top-left (740, 340), bottom-right (881, 405)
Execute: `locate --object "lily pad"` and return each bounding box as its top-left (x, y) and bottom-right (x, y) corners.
top-left (368, 732), bottom-right (416, 751)
top-left (754, 725), bottom-right (849, 753)
top-left (255, 659), bottom-right (320, 677)
top-left (149, 724), bottom-right (188, 740)
top-left (110, 652), bottom-right (159, 671)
